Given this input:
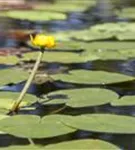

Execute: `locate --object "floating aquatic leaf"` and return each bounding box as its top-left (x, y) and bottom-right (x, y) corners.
top-left (0, 114), bottom-right (76, 138)
top-left (52, 70), bottom-right (134, 84)
top-left (52, 29), bottom-right (113, 41)
top-left (117, 7), bottom-right (135, 19)
top-left (85, 48), bottom-right (135, 60)
top-left (111, 95), bottom-right (135, 106)
top-left (44, 139), bottom-right (119, 150)
top-left (0, 92), bottom-right (37, 110)
top-left (35, 0), bottom-right (95, 12)
top-left (117, 32), bottom-right (135, 41)
top-left (0, 115), bottom-right (9, 134)
top-left (0, 145), bottom-right (42, 150)
top-left (62, 114), bottom-right (135, 134)
top-left (0, 69), bottom-right (29, 85)
top-left (83, 41), bottom-right (135, 50)
top-left (53, 23), bottom-right (135, 41)
top-left (43, 88), bottom-right (118, 107)
top-left (22, 51), bottom-right (97, 63)
top-left (5, 10), bottom-right (66, 21)
top-left (0, 56), bottom-right (19, 65)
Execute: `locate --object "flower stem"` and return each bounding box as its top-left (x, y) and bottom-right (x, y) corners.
top-left (10, 49), bottom-right (44, 113)
top-left (28, 138), bottom-right (35, 145)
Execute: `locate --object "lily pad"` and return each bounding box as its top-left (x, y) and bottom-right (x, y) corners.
top-left (0, 68), bottom-right (29, 85)
top-left (52, 29), bottom-right (113, 41)
top-left (117, 8), bottom-right (135, 19)
top-left (52, 70), bottom-right (134, 84)
top-left (43, 88), bottom-right (118, 107)
top-left (83, 41), bottom-right (135, 51)
top-left (91, 22), bottom-right (135, 33)
top-left (62, 114), bottom-right (135, 134)
top-left (0, 115), bottom-right (10, 134)
top-left (0, 56), bottom-right (19, 65)
top-left (5, 10), bottom-right (66, 21)
top-left (0, 114), bottom-right (76, 138)
top-left (22, 51), bottom-right (97, 63)
top-left (44, 139), bottom-right (119, 150)
top-left (85, 48), bottom-right (135, 60)
top-left (0, 145), bottom-right (42, 150)
top-left (72, 30), bottom-right (113, 41)
top-left (0, 92), bottom-right (38, 111)
top-left (111, 95), bottom-right (135, 106)
top-left (53, 23), bottom-right (135, 41)
top-left (117, 32), bottom-right (135, 41)
top-left (35, 0), bottom-right (95, 12)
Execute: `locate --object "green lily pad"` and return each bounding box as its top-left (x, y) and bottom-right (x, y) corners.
top-left (117, 7), bottom-right (135, 19)
top-left (72, 30), bottom-right (113, 41)
top-left (56, 41), bottom-right (135, 58)
top-left (36, 0), bottom-right (95, 12)
top-left (54, 23), bottom-right (135, 41)
top-left (52, 70), bottom-right (134, 84)
top-left (111, 95), bottom-right (135, 106)
top-left (0, 115), bottom-right (9, 134)
top-left (43, 88), bottom-right (118, 107)
top-left (83, 41), bottom-right (135, 51)
top-left (91, 22), bottom-right (135, 33)
top-left (0, 68), bottom-right (29, 85)
top-left (0, 115), bottom-right (8, 120)
top-left (5, 10), bottom-right (66, 21)
top-left (0, 92), bottom-right (37, 111)
top-left (117, 32), bottom-right (135, 41)
top-left (22, 51), bottom-right (97, 63)
top-left (0, 56), bottom-right (19, 65)
top-left (0, 114), bottom-right (76, 138)
top-left (44, 139), bottom-right (119, 150)
top-left (52, 29), bottom-right (113, 41)
top-left (0, 145), bottom-right (42, 150)
top-left (85, 48), bottom-right (135, 60)
top-left (62, 114), bottom-right (135, 134)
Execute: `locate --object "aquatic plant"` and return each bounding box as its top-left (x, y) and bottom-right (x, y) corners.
top-left (10, 34), bottom-right (55, 113)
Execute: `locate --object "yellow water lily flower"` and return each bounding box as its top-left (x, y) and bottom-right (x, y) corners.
top-left (30, 34), bottom-right (55, 48)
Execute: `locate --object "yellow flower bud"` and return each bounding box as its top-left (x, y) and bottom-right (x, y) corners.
top-left (30, 34), bottom-right (55, 48)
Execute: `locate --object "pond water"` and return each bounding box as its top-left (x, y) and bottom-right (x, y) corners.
top-left (0, 0), bottom-right (135, 149)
